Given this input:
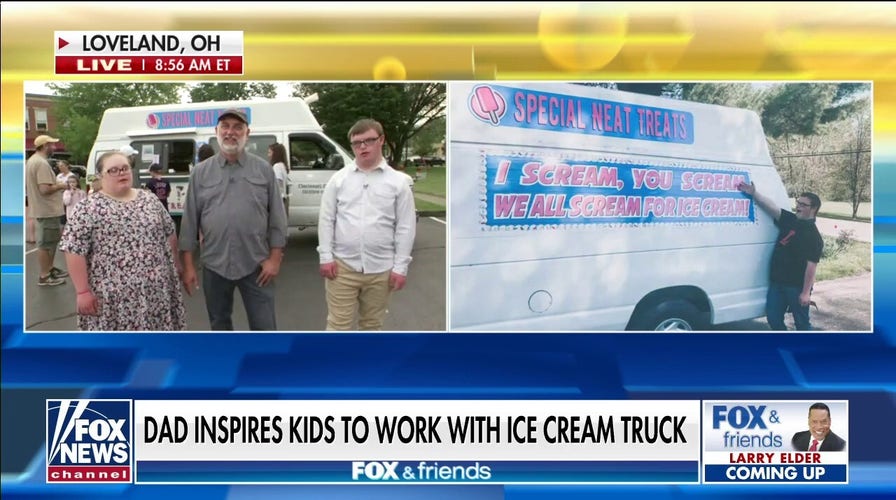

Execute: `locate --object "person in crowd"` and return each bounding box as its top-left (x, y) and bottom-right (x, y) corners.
top-left (737, 181), bottom-right (824, 331)
top-left (25, 135), bottom-right (69, 286)
top-left (88, 177), bottom-right (103, 196)
top-left (26, 196), bottom-right (36, 244)
top-left (145, 163), bottom-right (172, 212)
top-left (179, 108), bottom-right (287, 330)
top-left (197, 143), bottom-right (216, 163)
top-left (55, 159), bottom-right (76, 184)
top-left (62, 175), bottom-right (86, 226)
top-left (317, 119), bottom-right (417, 330)
top-left (119, 144), bottom-right (140, 166)
top-left (56, 160), bottom-right (77, 226)
top-left (268, 142), bottom-right (290, 216)
top-left (59, 151), bottom-right (185, 331)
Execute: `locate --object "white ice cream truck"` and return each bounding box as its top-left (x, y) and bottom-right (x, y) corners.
top-left (450, 82), bottom-right (791, 331)
top-left (87, 96), bottom-right (353, 230)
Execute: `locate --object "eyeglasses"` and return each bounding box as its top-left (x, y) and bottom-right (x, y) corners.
top-left (796, 201), bottom-right (813, 208)
top-left (103, 165), bottom-right (132, 176)
top-left (350, 136), bottom-right (381, 149)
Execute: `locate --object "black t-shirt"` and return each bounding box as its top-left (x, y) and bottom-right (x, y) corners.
top-left (145, 177), bottom-right (171, 210)
top-left (769, 209), bottom-right (824, 287)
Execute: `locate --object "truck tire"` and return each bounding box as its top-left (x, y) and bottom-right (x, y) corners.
top-left (628, 299), bottom-right (706, 331)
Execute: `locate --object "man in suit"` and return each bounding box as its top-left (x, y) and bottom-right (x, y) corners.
top-left (791, 402), bottom-right (846, 451)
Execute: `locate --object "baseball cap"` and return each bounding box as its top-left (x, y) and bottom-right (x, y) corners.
top-left (148, 163), bottom-right (162, 172)
top-left (119, 145), bottom-right (139, 156)
top-left (218, 108), bottom-right (249, 125)
top-left (34, 135), bottom-right (60, 147)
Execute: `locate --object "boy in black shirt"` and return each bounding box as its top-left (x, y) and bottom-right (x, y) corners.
top-left (145, 163), bottom-right (171, 211)
top-left (737, 181), bottom-right (824, 331)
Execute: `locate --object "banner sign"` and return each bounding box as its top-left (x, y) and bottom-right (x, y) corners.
top-left (483, 155), bottom-right (754, 226)
top-left (130, 399), bottom-right (700, 484)
top-left (467, 84), bottom-right (695, 144)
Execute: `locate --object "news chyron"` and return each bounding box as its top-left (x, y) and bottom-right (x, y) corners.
top-left (54, 31), bottom-right (243, 76)
top-left (46, 400), bottom-right (133, 483)
top-left (702, 400), bottom-right (848, 484)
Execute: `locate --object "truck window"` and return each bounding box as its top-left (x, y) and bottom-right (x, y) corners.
top-left (288, 133), bottom-right (345, 170)
top-left (208, 135), bottom-right (277, 161)
top-left (130, 140), bottom-right (195, 174)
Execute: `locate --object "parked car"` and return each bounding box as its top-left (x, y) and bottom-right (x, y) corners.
top-left (410, 156), bottom-right (445, 167)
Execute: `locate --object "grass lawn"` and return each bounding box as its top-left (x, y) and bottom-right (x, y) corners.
top-left (791, 199), bottom-right (871, 222)
top-left (817, 234), bottom-right (872, 282)
top-left (415, 199), bottom-right (445, 213)
top-left (407, 166), bottom-right (445, 198)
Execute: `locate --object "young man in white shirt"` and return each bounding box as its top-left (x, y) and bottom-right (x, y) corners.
top-left (317, 119), bottom-right (417, 330)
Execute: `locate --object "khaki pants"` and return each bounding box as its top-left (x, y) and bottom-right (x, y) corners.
top-left (325, 259), bottom-right (392, 331)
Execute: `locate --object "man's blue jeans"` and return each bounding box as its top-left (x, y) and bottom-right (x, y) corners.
top-left (767, 283), bottom-right (811, 331)
top-left (202, 267), bottom-right (277, 331)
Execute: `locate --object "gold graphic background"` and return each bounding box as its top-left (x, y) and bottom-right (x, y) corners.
top-left (2, 2), bottom-right (894, 155)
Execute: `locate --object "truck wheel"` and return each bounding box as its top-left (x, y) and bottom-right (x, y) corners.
top-left (629, 300), bottom-right (705, 331)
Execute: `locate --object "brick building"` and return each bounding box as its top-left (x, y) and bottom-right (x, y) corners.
top-left (25, 93), bottom-right (70, 160)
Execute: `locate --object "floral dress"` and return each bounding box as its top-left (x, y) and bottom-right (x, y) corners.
top-left (59, 190), bottom-right (186, 331)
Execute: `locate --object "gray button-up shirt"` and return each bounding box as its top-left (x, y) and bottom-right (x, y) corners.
top-left (179, 151), bottom-right (288, 280)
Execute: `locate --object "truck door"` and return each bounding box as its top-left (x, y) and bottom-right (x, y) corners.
top-left (286, 133), bottom-right (351, 228)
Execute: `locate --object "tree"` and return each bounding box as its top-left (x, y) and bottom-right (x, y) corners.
top-left (760, 83), bottom-right (838, 195)
top-left (47, 82), bottom-right (185, 163)
top-left (680, 83), bottom-right (769, 112)
top-left (576, 82), bottom-right (673, 97)
top-left (295, 83), bottom-right (446, 166)
top-left (761, 83), bottom-right (838, 139)
top-left (822, 83), bottom-right (871, 123)
top-left (189, 82), bottom-right (277, 102)
top-left (838, 105), bottom-right (872, 218)
top-left (410, 115), bottom-right (446, 157)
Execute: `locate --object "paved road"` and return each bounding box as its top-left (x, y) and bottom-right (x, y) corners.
top-left (715, 272), bottom-right (872, 332)
top-left (25, 217), bottom-right (446, 332)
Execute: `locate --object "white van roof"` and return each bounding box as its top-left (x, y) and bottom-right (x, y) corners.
top-left (95, 98), bottom-right (323, 139)
top-left (451, 82), bottom-right (773, 167)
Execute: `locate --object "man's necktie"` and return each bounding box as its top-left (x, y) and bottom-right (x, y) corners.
top-left (809, 439), bottom-right (819, 451)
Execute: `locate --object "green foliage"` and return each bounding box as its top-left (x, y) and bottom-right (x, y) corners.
top-left (761, 83), bottom-right (838, 138)
top-left (681, 83), bottom-right (769, 112)
top-left (189, 82), bottom-right (277, 102)
top-left (47, 82), bottom-right (185, 163)
top-left (298, 83), bottom-right (446, 166)
top-left (822, 229), bottom-right (855, 259)
top-left (822, 83), bottom-right (871, 123)
top-left (410, 115), bottom-right (445, 156)
top-left (816, 233), bottom-right (871, 282)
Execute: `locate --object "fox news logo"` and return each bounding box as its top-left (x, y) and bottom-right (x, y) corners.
top-left (46, 400), bottom-right (133, 483)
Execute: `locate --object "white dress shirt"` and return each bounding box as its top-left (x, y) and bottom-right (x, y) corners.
top-left (317, 159), bottom-right (416, 275)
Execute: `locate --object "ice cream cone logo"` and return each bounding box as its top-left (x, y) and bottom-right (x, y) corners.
top-left (470, 85), bottom-right (506, 126)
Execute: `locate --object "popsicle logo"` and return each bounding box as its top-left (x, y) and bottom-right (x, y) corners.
top-left (470, 85), bottom-right (506, 126)
top-left (146, 113), bottom-right (160, 129)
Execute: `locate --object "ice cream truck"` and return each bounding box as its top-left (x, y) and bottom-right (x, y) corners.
top-left (450, 82), bottom-right (791, 331)
top-left (86, 97), bottom-right (353, 229)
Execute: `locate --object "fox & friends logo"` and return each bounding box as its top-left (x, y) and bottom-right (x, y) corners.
top-left (46, 399), bottom-right (133, 483)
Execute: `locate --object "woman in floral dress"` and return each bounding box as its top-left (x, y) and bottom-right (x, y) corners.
top-left (59, 151), bottom-right (186, 331)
